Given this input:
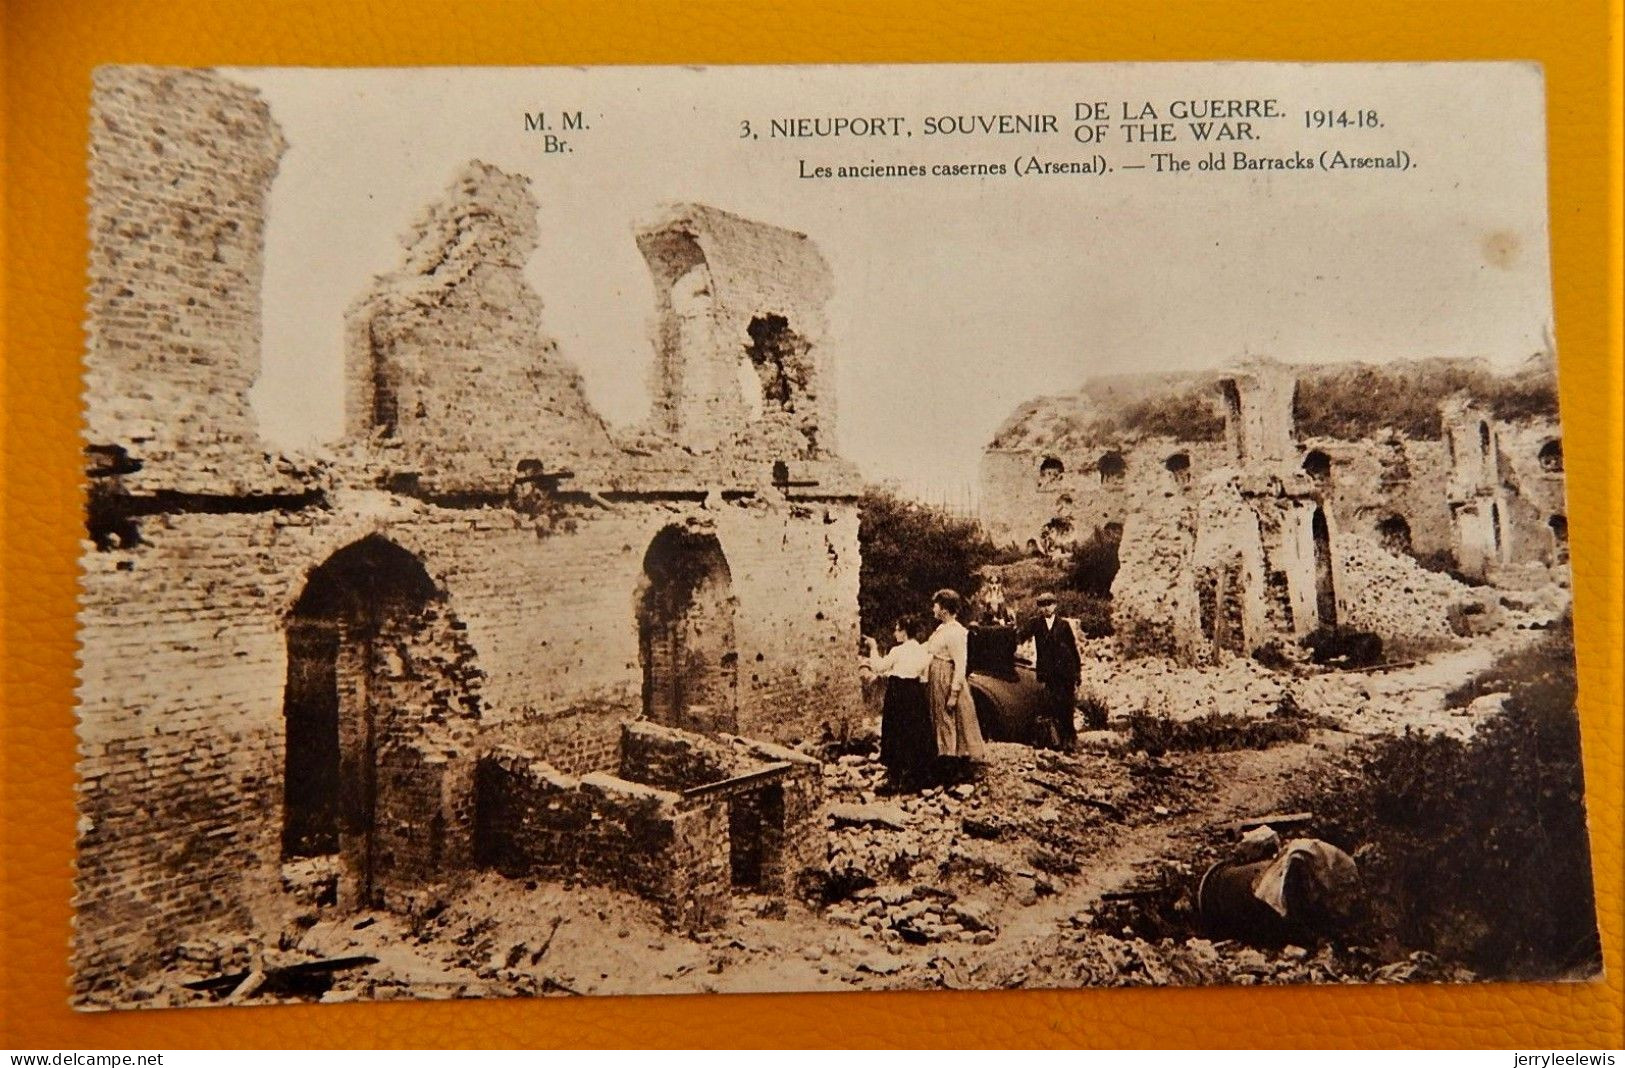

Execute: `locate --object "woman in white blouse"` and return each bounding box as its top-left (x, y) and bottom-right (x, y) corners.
top-left (863, 615), bottom-right (935, 791)
top-left (923, 589), bottom-right (987, 778)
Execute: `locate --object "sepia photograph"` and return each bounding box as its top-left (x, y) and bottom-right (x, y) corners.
top-left (72, 61), bottom-right (1599, 1010)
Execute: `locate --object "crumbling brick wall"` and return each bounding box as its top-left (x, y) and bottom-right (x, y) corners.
top-left (1298, 434), bottom-right (1455, 561)
top-left (1114, 367), bottom-right (1332, 664)
top-left (1111, 489), bottom-right (1198, 657)
top-left (1494, 419), bottom-right (1569, 567)
top-left (83, 67), bottom-right (302, 497)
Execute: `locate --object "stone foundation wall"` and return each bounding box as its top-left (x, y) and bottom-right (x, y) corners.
top-left (617, 722), bottom-right (825, 898)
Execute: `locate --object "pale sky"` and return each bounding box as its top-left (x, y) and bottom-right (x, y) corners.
top-left (231, 63), bottom-right (1552, 502)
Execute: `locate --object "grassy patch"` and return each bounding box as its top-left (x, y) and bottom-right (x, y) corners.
top-left (1291, 621), bottom-right (1598, 979)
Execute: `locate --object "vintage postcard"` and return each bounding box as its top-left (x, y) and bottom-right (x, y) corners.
top-left (74, 62), bottom-right (1597, 1009)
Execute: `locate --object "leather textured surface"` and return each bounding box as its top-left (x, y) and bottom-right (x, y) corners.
top-left (3, 0), bottom-right (1621, 1048)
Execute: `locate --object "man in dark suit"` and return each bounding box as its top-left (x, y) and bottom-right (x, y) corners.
top-left (1020, 592), bottom-right (1081, 749)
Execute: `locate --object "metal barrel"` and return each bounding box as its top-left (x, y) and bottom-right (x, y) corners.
top-left (1196, 859), bottom-right (1298, 945)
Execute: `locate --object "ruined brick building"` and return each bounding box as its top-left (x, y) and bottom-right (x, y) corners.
top-left (983, 358), bottom-right (1567, 664)
top-left (76, 68), bottom-right (861, 1001)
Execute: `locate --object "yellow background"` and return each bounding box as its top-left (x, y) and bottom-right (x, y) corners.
top-left (2, 0), bottom-right (1620, 1049)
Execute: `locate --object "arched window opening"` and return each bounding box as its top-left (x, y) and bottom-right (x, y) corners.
top-left (1478, 421), bottom-right (1492, 459)
top-left (1302, 450), bottom-right (1332, 481)
top-left (1548, 514), bottom-right (1568, 543)
top-left (1038, 456), bottom-right (1064, 485)
top-left (1539, 439), bottom-right (1563, 473)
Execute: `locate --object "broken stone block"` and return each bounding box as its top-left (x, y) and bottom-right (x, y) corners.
top-left (828, 802), bottom-right (909, 831)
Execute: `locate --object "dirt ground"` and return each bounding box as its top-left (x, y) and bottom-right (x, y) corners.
top-left (113, 608), bottom-right (1562, 1011)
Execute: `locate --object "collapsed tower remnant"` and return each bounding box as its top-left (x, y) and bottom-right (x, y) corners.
top-left (76, 68), bottom-right (862, 1004)
top-left (344, 162), bottom-right (617, 493)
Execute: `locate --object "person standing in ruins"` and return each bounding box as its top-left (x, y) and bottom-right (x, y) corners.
top-left (863, 615), bottom-right (935, 792)
top-left (1019, 591), bottom-right (1081, 750)
top-left (924, 589), bottom-right (986, 780)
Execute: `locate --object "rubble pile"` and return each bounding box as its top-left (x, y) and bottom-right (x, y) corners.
top-left (1053, 931), bottom-right (1474, 988)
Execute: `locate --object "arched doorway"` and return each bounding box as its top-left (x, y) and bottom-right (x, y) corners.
top-left (283, 536), bottom-right (451, 908)
top-left (1098, 451), bottom-right (1126, 484)
top-left (1302, 450), bottom-right (1332, 481)
top-left (1312, 508), bottom-right (1337, 628)
top-left (638, 527), bottom-right (739, 734)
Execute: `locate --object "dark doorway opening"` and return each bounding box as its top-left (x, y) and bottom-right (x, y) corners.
top-left (283, 536), bottom-right (439, 904)
top-left (639, 527), bottom-right (739, 735)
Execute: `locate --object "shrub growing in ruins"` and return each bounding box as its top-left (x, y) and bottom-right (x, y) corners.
top-left (1293, 358), bottom-right (1559, 441)
top-left (1065, 526), bottom-right (1122, 599)
top-left (1302, 626), bottom-right (1384, 669)
top-left (1292, 622), bottom-right (1597, 979)
top-left (857, 486), bottom-right (999, 637)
